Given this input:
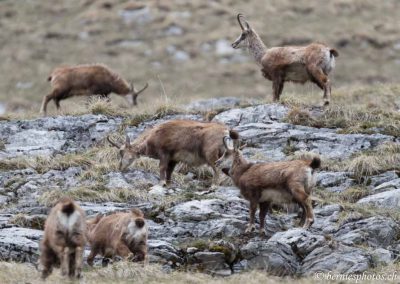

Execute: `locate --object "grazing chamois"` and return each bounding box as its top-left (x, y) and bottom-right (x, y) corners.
top-left (86, 208), bottom-right (148, 266)
top-left (107, 120), bottom-right (239, 186)
top-left (216, 141), bottom-right (320, 235)
top-left (232, 14), bottom-right (339, 106)
top-left (39, 197), bottom-right (86, 279)
top-left (40, 64), bottom-right (148, 115)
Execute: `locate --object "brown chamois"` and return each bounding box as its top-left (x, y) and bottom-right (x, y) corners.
top-left (40, 64), bottom-right (149, 115)
top-left (107, 120), bottom-right (239, 187)
top-left (86, 208), bottom-right (148, 266)
top-left (232, 14), bottom-right (339, 106)
top-left (216, 141), bottom-right (320, 235)
top-left (39, 197), bottom-right (86, 279)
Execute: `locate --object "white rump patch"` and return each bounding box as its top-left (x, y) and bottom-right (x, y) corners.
top-left (126, 221), bottom-right (147, 243)
top-left (305, 168), bottom-right (316, 189)
top-left (57, 210), bottom-right (81, 231)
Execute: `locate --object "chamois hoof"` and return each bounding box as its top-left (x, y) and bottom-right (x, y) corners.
top-left (323, 101), bottom-right (330, 107)
top-left (245, 224), bottom-right (256, 234)
top-left (259, 229), bottom-right (267, 237)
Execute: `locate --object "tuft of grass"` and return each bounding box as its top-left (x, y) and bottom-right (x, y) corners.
top-left (285, 104), bottom-right (400, 137)
top-left (0, 157), bottom-right (32, 171)
top-left (88, 98), bottom-right (127, 117)
top-left (38, 184), bottom-right (149, 206)
top-left (285, 107), bottom-right (314, 126)
top-left (340, 187), bottom-right (370, 203)
top-left (342, 142), bottom-right (400, 182)
top-left (345, 155), bottom-right (382, 182)
top-left (8, 213), bottom-right (46, 230)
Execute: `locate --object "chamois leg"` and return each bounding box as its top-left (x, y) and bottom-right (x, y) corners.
top-left (40, 245), bottom-right (55, 279)
top-left (272, 77), bottom-right (284, 102)
top-left (68, 250), bottom-right (76, 278)
top-left (74, 246), bottom-right (84, 278)
top-left (211, 165), bottom-right (220, 188)
top-left (290, 183), bottom-right (314, 228)
top-left (159, 157), bottom-right (169, 187)
top-left (40, 93), bottom-right (54, 116)
top-left (60, 247), bottom-right (70, 276)
top-left (132, 243), bottom-right (147, 262)
top-left (245, 201), bottom-right (258, 233)
top-left (298, 203), bottom-right (307, 227)
top-left (307, 65), bottom-right (330, 106)
top-left (324, 79), bottom-right (332, 106)
top-left (259, 201), bottom-right (269, 236)
top-left (87, 246), bottom-right (99, 266)
top-left (166, 161), bottom-right (177, 185)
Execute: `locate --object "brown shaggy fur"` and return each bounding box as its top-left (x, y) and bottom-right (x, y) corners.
top-left (40, 64), bottom-right (148, 115)
top-left (86, 208), bottom-right (148, 266)
top-left (218, 144), bottom-right (320, 235)
top-left (232, 14), bottom-right (338, 106)
top-left (108, 120), bottom-right (239, 186)
top-left (39, 197), bottom-right (86, 279)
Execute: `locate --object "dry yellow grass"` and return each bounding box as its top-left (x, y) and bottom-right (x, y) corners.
top-left (0, 261), bottom-right (323, 284)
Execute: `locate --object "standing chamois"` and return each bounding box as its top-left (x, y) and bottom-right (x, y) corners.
top-left (40, 64), bottom-right (148, 115)
top-left (216, 141), bottom-right (320, 235)
top-left (232, 14), bottom-right (338, 106)
top-left (107, 120), bottom-right (239, 187)
top-left (39, 197), bottom-right (86, 279)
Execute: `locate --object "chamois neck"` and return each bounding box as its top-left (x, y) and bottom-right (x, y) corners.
top-left (247, 30), bottom-right (267, 65)
top-left (133, 141), bottom-right (147, 156)
top-left (232, 154), bottom-right (252, 179)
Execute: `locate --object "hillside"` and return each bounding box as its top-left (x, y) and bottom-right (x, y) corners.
top-left (0, 0), bottom-right (400, 283)
top-left (0, 0), bottom-right (399, 116)
top-left (1, 99), bottom-right (400, 282)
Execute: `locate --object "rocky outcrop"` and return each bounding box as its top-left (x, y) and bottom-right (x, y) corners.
top-left (0, 102), bottom-right (399, 277)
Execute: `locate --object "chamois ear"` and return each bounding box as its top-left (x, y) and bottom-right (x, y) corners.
top-left (125, 135), bottom-right (131, 147)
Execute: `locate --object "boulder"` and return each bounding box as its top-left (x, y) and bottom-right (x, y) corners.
top-left (0, 227), bottom-right (42, 263)
top-left (357, 189), bottom-right (400, 208)
top-left (300, 244), bottom-right (371, 275)
top-left (335, 216), bottom-right (399, 247)
top-left (240, 240), bottom-right (299, 276)
top-left (268, 228), bottom-right (326, 258)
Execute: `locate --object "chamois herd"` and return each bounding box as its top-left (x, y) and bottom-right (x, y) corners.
top-left (38, 14), bottom-right (333, 279)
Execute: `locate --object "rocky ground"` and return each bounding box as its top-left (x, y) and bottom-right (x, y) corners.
top-left (0, 98), bottom-right (399, 280)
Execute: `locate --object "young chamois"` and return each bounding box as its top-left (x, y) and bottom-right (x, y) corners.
top-left (39, 197), bottom-right (86, 279)
top-left (216, 141), bottom-right (320, 235)
top-left (107, 120), bottom-right (239, 187)
top-left (232, 14), bottom-right (339, 106)
top-left (40, 64), bottom-right (149, 115)
top-left (86, 208), bottom-right (148, 266)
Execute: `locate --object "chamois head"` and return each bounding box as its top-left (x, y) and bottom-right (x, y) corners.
top-left (232, 13), bottom-right (252, 49)
top-left (129, 82), bottom-right (149, 106)
top-left (216, 137), bottom-right (247, 177)
top-left (107, 135), bottom-right (140, 171)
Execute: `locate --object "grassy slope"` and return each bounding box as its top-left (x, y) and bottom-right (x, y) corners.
top-left (0, 0), bottom-right (399, 116)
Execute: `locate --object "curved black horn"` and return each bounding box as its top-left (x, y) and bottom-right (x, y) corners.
top-left (132, 82), bottom-right (149, 106)
top-left (237, 13), bottom-right (245, 30)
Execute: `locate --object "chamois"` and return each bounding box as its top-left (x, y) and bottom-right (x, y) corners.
top-left (216, 141), bottom-right (320, 235)
top-left (232, 14), bottom-right (339, 106)
top-left (39, 197), bottom-right (86, 279)
top-left (107, 120), bottom-right (239, 187)
top-left (86, 208), bottom-right (148, 266)
top-left (40, 64), bottom-right (148, 115)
